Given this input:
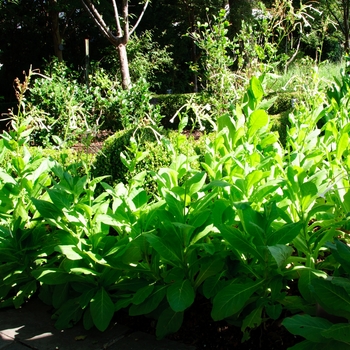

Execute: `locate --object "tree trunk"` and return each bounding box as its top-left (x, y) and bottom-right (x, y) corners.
top-left (49, 0), bottom-right (63, 61)
top-left (118, 43), bottom-right (131, 89)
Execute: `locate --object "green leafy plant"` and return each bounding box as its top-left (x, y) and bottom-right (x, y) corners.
top-left (0, 85), bottom-right (57, 308)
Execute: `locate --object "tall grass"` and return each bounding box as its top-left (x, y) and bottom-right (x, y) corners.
top-left (264, 59), bottom-right (343, 94)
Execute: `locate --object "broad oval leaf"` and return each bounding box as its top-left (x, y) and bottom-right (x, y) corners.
top-left (311, 278), bottom-right (350, 318)
top-left (90, 287), bottom-right (114, 332)
top-left (248, 109), bottom-right (269, 140)
top-left (321, 323), bottom-right (350, 342)
top-left (144, 233), bottom-right (182, 265)
top-left (282, 314), bottom-right (332, 342)
top-left (268, 244), bottom-right (294, 268)
top-left (337, 132), bottom-right (349, 160)
top-left (250, 76), bottom-right (264, 100)
top-left (167, 279), bottom-right (195, 312)
top-left (211, 279), bottom-right (263, 321)
top-left (156, 307), bottom-right (184, 339)
top-left (267, 221), bottom-right (303, 246)
top-left (132, 284), bottom-right (155, 305)
top-left (129, 286), bottom-right (167, 316)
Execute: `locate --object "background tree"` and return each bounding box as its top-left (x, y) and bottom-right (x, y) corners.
top-left (0, 0), bottom-right (96, 102)
top-left (81, 0), bottom-right (149, 89)
top-left (322, 0), bottom-right (349, 53)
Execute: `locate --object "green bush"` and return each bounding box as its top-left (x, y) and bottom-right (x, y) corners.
top-left (28, 147), bottom-right (93, 178)
top-left (92, 128), bottom-right (206, 195)
top-left (26, 60), bottom-right (163, 147)
top-left (153, 93), bottom-right (195, 128)
top-left (267, 92), bottom-right (295, 115)
top-left (27, 60), bottom-right (95, 147)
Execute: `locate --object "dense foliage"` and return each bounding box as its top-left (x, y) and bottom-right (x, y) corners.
top-left (1, 2), bottom-right (350, 348)
top-left (0, 0), bottom-right (346, 103)
top-left (1, 57), bottom-right (350, 348)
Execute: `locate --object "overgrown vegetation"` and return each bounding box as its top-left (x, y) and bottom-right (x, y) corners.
top-left (1, 3), bottom-right (350, 349)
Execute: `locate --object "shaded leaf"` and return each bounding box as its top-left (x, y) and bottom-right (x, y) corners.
top-left (282, 314), bottom-right (332, 342)
top-left (167, 279), bottom-right (195, 312)
top-left (90, 287), bottom-right (114, 332)
top-left (211, 279), bottom-right (263, 320)
top-left (156, 307), bottom-right (184, 339)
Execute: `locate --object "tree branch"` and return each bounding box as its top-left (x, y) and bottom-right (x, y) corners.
top-left (325, 0), bottom-right (344, 34)
top-left (112, 0), bottom-right (123, 38)
top-left (129, 0), bottom-right (149, 37)
top-left (122, 0), bottom-right (129, 43)
top-left (81, 0), bottom-right (118, 44)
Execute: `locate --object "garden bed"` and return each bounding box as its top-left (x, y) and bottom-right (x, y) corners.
top-left (113, 294), bottom-right (302, 349)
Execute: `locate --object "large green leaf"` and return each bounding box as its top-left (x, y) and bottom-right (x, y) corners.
top-left (235, 203), bottom-right (266, 247)
top-left (311, 278), bottom-right (350, 317)
top-left (31, 198), bottom-right (62, 220)
top-left (268, 244), bottom-right (294, 268)
top-left (52, 283), bottom-right (70, 309)
top-left (219, 224), bottom-right (264, 262)
top-left (282, 314), bottom-right (331, 342)
top-left (47, 189), bottom-right (73, 210)
top-left (54, 298), bottom-right (84, 329)
top-left (241, 305), bottom-right (263, 332)
top-left (144, 233), bottom-right (182, 266)
top-left (13, 280), bottom-right (37, 308)
top-left (298, 269), bottom-right (327, 303)
top-left (336, 132), bottom-right (349, 160)
top-left (288, 339), bottom-right (350, 350)
top-left (190, 224), bottom-right (215, 246)
top-left (343, 189), bottom-right (350, 213)
top-left (90, 287), bottom-right (115, 331)
top-left (129, 285), bottom-right (167, 316)
top-left (32, 268), bottom-right (72, 285)
top-left (183, 171), bottom-right (207, 197)
top-left (55, 245), bottom-right (84, 260)
top-left (167, 279), bottom-right (195, 312)
top-left (248, 109), bottom-right (269, 140)
top-left (211, 279), bottom-right (263, 321)
top-left (156, 307), bottom-right (184, 339)
top-left (321, 323), bottom-right (350, 343)
top-left (194, 258), bottom-right (225, 289)
top-left (300, 181), bottom-right (318, 212)
top-left (202, 273), bottom-right (225, 299)
top-left (267, 221), bottom-right (303, 245)
top-left (132, 284), bottom-right (154, 305)
top-left (250, 76), bottom-right (264, 101)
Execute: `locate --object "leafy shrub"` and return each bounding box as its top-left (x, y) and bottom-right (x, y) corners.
top-left (92, 128), bottom-right (205, 195)
top-left (27, 60), bottom-right (94, 147)
top-left (25, 60), bottom-right (163, 147)
top-left (267, 92), bottom-right (295, 115)
top-left (28, 147), bottom-right (93, 178)
top-left (4, 60), bottom-right (350, 344)
top-left (107, 78), bottom-right (163, 130)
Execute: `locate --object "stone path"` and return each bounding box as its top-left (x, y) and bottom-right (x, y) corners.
top-left (0, 298), bottom-right (195, 350)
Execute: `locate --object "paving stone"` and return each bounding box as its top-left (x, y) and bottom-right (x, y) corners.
top-left (0, 299), bottom-right (129, 350)
top-left (0, 342), bottom-right (30, 350)
top-left (0, 332), bottom-right (14, 349)
top-left (0, 299), bottom-right (195, 350)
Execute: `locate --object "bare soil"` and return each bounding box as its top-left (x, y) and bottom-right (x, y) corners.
top-left (113, 295), bottom-right (302, 350)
